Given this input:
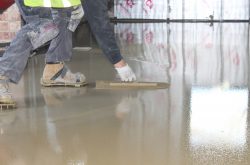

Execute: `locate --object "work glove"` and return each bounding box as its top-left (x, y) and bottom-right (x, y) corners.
top-left (115, 64), bottom-right (136, 82)
top-left (68, 5), bottom-right (84, 32)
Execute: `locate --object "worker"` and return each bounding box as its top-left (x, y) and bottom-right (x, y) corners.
top-left (0, 0), bottom-right (136, 109)
top-left (0, 0), bottom-right (85, 109)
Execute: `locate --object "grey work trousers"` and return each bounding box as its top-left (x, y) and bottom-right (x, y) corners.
top-left (83, 0), bottom-right (123, 64)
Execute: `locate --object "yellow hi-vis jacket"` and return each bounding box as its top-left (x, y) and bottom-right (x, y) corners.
top-left (24, 0), bottom-right (81, 8)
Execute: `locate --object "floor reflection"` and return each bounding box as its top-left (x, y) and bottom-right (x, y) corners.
top-left (116, 90), bottom-right (170, 165)
top-left (115, 22), bottom-right (250, 164)
top-left (189, 86), bottom-right (248, 164)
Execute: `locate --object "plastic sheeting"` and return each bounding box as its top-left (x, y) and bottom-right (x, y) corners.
top-left (114, 0), bottom-right (250, 20)
top-left (115, 23), bottom-right (250, 86)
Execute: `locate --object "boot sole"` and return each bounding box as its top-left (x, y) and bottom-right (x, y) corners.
top-left (0, 103), bottom-right (16, 110)
top-left (41, 79), bottom-right (87, 87)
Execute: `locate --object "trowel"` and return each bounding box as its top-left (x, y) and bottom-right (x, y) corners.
top-left (95, 80), bottom-right (169, 89)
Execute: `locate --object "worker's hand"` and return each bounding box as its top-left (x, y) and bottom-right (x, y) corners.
top-left (115, 64), bottom-right (136, 82)
top-left (71, 5), bottom-right (84, 20)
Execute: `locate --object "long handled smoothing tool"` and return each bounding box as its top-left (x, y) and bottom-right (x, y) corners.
top-left (95, 81), bottom-right (169, 89)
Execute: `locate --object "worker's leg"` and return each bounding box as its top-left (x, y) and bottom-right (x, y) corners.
top-left (0, 24), bottom-right (33, 108)
top-left (83, 0), bottom-right (123, 64)
top-left (0, 25), bottom-right (34, 83)
top-left (41, 9), bottom-right (86, 87)
top-left (83, 0), bottom-right (136, 81)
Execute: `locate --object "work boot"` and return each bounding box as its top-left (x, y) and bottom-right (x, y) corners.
top-left (0, 76), bottom-right (16, 110)
top-left (41, 63), bottom-right (87, 87)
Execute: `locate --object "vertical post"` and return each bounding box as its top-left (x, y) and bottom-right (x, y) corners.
top-left (248, 24), bottom-right (250, 91)
top-left (220, 0), bottom-right (224, 21)
top-left (182, 0), bottom-right (185, 20)
top-left (167, 0), bottom-right (170, 20)
top-left (249, 0), bottom-right (250, 22)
